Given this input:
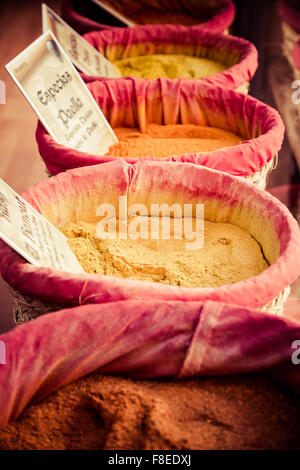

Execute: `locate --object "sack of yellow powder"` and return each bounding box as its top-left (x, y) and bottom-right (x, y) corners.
top-left (0, 160), bottom-right (299, 324)
top-left (0, 297), bottom-right (300, 429)
top-left (82, 24), bottom-right (257, 91)
top-left (36, 78), bottom-right (284, 188)
top-left (61, 0), bottom-right (235, 35)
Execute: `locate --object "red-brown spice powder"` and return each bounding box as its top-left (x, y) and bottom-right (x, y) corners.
top-left (0, 373), bottom-right (299, 450)
top-left (106, 125), bottom-right (242, 159)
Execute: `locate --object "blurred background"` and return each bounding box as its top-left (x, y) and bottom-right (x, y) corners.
top-left (0, 0), bottom-right (299, 332)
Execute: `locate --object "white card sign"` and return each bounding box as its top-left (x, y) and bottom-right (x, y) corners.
top-left (0, 179), bottom-right (84, 273)
top-left (6, 30), bottom-right (118, 155)
top-left (42, 4), bottom-right (120, 78)
top-left (91, 0), bottom-right (136, 26)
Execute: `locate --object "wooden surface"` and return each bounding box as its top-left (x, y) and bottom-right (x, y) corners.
top-left (0, 0), bottom-right (299, 333)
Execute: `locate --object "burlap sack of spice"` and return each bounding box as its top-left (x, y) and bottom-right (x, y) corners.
top-left (36, 79), bottom-right (284, 177)
top-left (0, 298), bottom-right (300, 429)
top-left (0, 160), bottom-right (299, 312)
top-left (61, 0), bottom-right (235, 35)
top-left (82, 24), bottom-right (257, 89)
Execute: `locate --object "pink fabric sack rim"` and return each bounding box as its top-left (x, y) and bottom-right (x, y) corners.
top-left (0, 159), bottom-right (299, 310)
top-left (36, 78), bottom-right (284, 177)
top-left (61, 0), bottom-right (235, 35)
top-left (82, 24), bottom-right (258, 89)
top-left (0, 298), bottom-right (299, 428)
top-left (279, 0), bottom-right (300, 34)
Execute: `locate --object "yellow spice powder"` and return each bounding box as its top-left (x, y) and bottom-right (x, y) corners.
top-left (113, 54), bottom-right (227, 79)
top-left (62, 219), bottom-right (268, 288)
top-left (107, 124), bottom-right (242, 159)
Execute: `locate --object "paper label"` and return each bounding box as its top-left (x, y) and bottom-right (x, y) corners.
top-left (0, 179), bottom-right (84, 273)
top-left (42, 4), bottom-right (120, 78)
top-left (91, 0), bottom-right (136, 26)
top-left (6, 30), bottom-right (118, 155)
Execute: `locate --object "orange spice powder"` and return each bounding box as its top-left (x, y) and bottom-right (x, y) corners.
top-left (0, 373), bottom-right (299, 450)
top-left (106, 124), bottom-right (242, 159)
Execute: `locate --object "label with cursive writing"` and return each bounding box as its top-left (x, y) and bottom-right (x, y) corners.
top-left (6, 30), bottom-right (118, 155)
top-left (42, 4), bottom-right (121, 78)
top-left (0, 179), bottom-right (84, 273)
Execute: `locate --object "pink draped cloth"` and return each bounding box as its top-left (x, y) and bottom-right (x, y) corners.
top-left (0, 299), bottom-right (299, 428)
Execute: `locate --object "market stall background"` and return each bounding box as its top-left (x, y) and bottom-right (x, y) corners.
top-left (0, 0), bottom-right (299, 334)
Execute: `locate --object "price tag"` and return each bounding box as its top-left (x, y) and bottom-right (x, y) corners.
top-left (6, 30), bottom-right (118, 155)
top-left (42, 4), bottom-right (121, 78)
top-left (0, 179), bottom-right (84, 273)
top-left (91, 0), bottom-right (136, 26)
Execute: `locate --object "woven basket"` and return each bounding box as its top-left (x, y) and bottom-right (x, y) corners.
top-left (242, 154), bottom-right (278, 190)
top-left (1, 160), bottom-right (299, 325)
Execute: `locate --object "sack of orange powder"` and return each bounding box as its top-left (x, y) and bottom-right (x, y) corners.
top-left (36, 78), bottom-right (283, 189)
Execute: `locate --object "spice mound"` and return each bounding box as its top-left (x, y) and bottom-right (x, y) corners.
top-left (62, 219), bottom-right (268, 288)
top-left (114, 54), bottom-right (227, 79)
top-left (106, 124), bottom-right (242, 159)
top-left (1, 373), bottom-right (299, 450)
